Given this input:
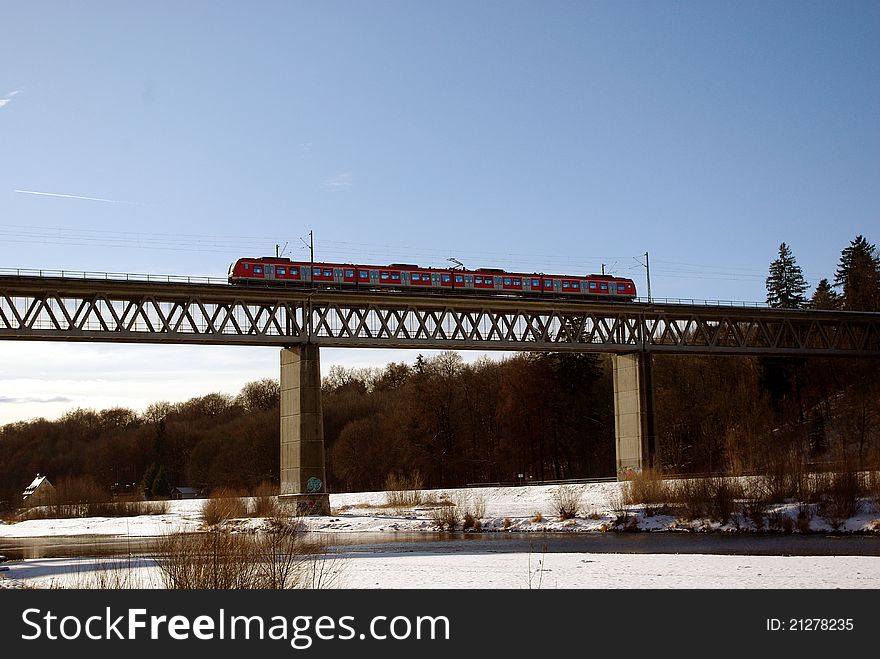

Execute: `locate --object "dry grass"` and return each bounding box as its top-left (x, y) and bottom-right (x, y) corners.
top-left (429, 501), bottom-right (459, 531)
top-left (201, 488), bottom-right (249, 526)
top-left (674, 477), bottom-right (742, 524)
top-left (250, 481), bottom-right (279, 518)
top-left (531, 511), bottom-right (543, 523)
top-left (623, 469), bottom-right (674, 505)
top-left (20, 500), bottom-right (168, 521)
top-left (551, 485), bottom-right (582, 520)
top-left (384, 471), bottom-right (425, 508)
top-left (154, 521), bottom-right (341, 589)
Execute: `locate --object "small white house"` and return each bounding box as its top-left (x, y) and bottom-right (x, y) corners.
top-left (22, 474), bottom-right (56, 508)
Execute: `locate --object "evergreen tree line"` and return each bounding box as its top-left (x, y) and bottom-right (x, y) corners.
top-left (766, 234), bottom-right (880, 311)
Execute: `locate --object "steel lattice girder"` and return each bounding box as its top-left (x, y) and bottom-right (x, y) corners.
top-left (0, 277), bottom-right (879, 355)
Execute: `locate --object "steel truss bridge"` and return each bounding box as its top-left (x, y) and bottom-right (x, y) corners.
top-left (1, 275), bottom-right (879, 356)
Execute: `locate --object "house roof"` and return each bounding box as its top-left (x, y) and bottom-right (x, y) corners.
top-left (23, 474), bottom-right (49, 497)
top-left (171, 486), bottom-right (199, 495)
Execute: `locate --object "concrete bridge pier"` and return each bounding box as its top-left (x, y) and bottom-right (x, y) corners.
top-left (612, 351), bottom-right (656, 478)
top-left (279, 344), bottom-right (331, 515)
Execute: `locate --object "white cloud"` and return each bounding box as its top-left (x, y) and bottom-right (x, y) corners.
top-left (324, 172), bottom-right (354, 191)
top-left (0, 343), bottom-right (509, 426)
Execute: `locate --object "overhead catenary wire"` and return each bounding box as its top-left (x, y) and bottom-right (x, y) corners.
top-left (0, 223), bottom-right (832, 284)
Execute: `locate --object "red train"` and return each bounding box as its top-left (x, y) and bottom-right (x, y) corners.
top-left (228, 257), bottom-right (637, 300)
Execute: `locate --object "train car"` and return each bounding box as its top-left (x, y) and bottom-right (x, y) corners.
top-left (228, 257), bottom-right (637, 300)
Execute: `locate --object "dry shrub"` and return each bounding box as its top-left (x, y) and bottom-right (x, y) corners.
top-left (470, 493), bottom-right (487, 519)
top-left (462, 512), bottom-right (476, 530)
top-left (760, 460), bottom-right (809, 502)
top-left (675, 477), bottom-right (742, 524)
top-left (709, 477), bottom-right (742, 524)
top-left (531, 511), bottom-right (543, 523)
top-left (153, 522), bottom-right (337, 589)
top-left (868, 471), bottom-right (880, 512)
top-left (816, 471), bottom-right (864, 530)
top-left (202, 488), bottom-right (248, 526)
top-left (551, 485), bottom-right (582, 520)
top-left (624, 469), bottom-right (674, 505)
top-left (428, 491), bottom-right (486, 531)
top-left (502, 517), bottom-right (512, 529)
top-left (741, 497), bottom-right (769, 531)
top-left (796, 503), bottom-right (814, 533)
top-left (384, 471), bottom-right (424, 508)
top-left (768, 510), bottom-right (795, 534)
top-left (457, 492), bottom-right (487, 521)
top-left (430, 502), bottom-right (458, 531)
top-left (42, 557), bottom-right (151, 589)
top-left (250, 481), bottom-right (279, 518)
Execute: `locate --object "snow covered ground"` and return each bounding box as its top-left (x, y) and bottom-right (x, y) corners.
top-left (2, 482), bottom-right (878, 538)
top-left (1, 482), bottom-right (878, 589)
top-left (2, 552), bottom-right (879, 589)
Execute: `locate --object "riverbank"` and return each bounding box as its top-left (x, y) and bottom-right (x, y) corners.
top-left (1, 481), bottom-right (878, 540)
top-left (1, 481), bottom-right (879, 589)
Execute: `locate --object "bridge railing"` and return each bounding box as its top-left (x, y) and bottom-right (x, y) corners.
top-left (0, 267), bottom-right (228, 286)
top-left (635, 296), bottom-right (768, 308)
top-left (1, 268), bottom-right (774, 308)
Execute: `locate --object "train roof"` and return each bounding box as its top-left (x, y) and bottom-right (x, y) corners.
top-left (232, 257), bottom-right (634, 282)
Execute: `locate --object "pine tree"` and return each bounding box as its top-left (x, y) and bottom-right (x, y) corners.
top-left (834, 235), bottom-right (880, 311)
top-left (765, 242), bottom-right (808, 308)
top-left (151, 466), bottom-right (171, 499)
top-left (141, 463), bottom-right (158, 500)
top-left (810, 278), bottom-right (840, 310)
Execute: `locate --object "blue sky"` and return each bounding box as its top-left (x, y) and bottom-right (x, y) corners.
top-left (1, 1), bottom-right (878, 424)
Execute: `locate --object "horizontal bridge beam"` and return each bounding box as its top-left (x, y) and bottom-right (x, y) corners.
top-left (0, 276), bottom-right (878, 355)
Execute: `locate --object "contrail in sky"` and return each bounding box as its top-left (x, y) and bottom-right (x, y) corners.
top-left (14, 189), bottom-right (138, 204)
top-left (0, 90), bottom-right (21, 108)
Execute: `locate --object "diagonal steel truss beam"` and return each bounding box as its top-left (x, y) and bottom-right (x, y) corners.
top-left (0, 277), bottom-right (878, 355)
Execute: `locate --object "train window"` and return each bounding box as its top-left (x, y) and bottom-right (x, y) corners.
top-left (513, 278), bottom-right (521, 286)
top-left (589, 282), bottom-right (597, 290)
top-left (345, 269), bottom-right (354, 278)
top-left (244, 263), bottom-right (250, 270)
top-left (475, 276), bottom-right (483, 284)
top-left (600, 282), bottom-right (608, 290)
top-left (277, 267), bottom-right (286, 275)
top-left (572, 281), bottom-right (579, 289)
top-left (455, 275), bottom-right (464, 283)
top-left (532, 279), bottom-right (540, 287)
top-left (391, 272), bottom-right (400, 281)
top-left (562, 281), bottom-right (570, 289)
top-left (313, 267), bottom-right (321, 276)
top-left (485, 277), bottom-right (493, 285)
top-left (380, 272), bottom-right (389, 280)
top-left (617, 283), bottom-right (626, 291)
top-left (412, 273), bottom-right (421, 281)
top-left (323, 269), bottom-right (333, 277)
top-left (254, 266), bottom-right (263, 274)
top-left (503, 277), bottom-right (511, 285)
top-left (359, 270), bottom-right (369, 279)
top-left (291, 267), bottom-right (299, 275)
top-left (544, 279), bottom-right (552, 287)
top-left (442, 274), bottom-right (451, 283)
